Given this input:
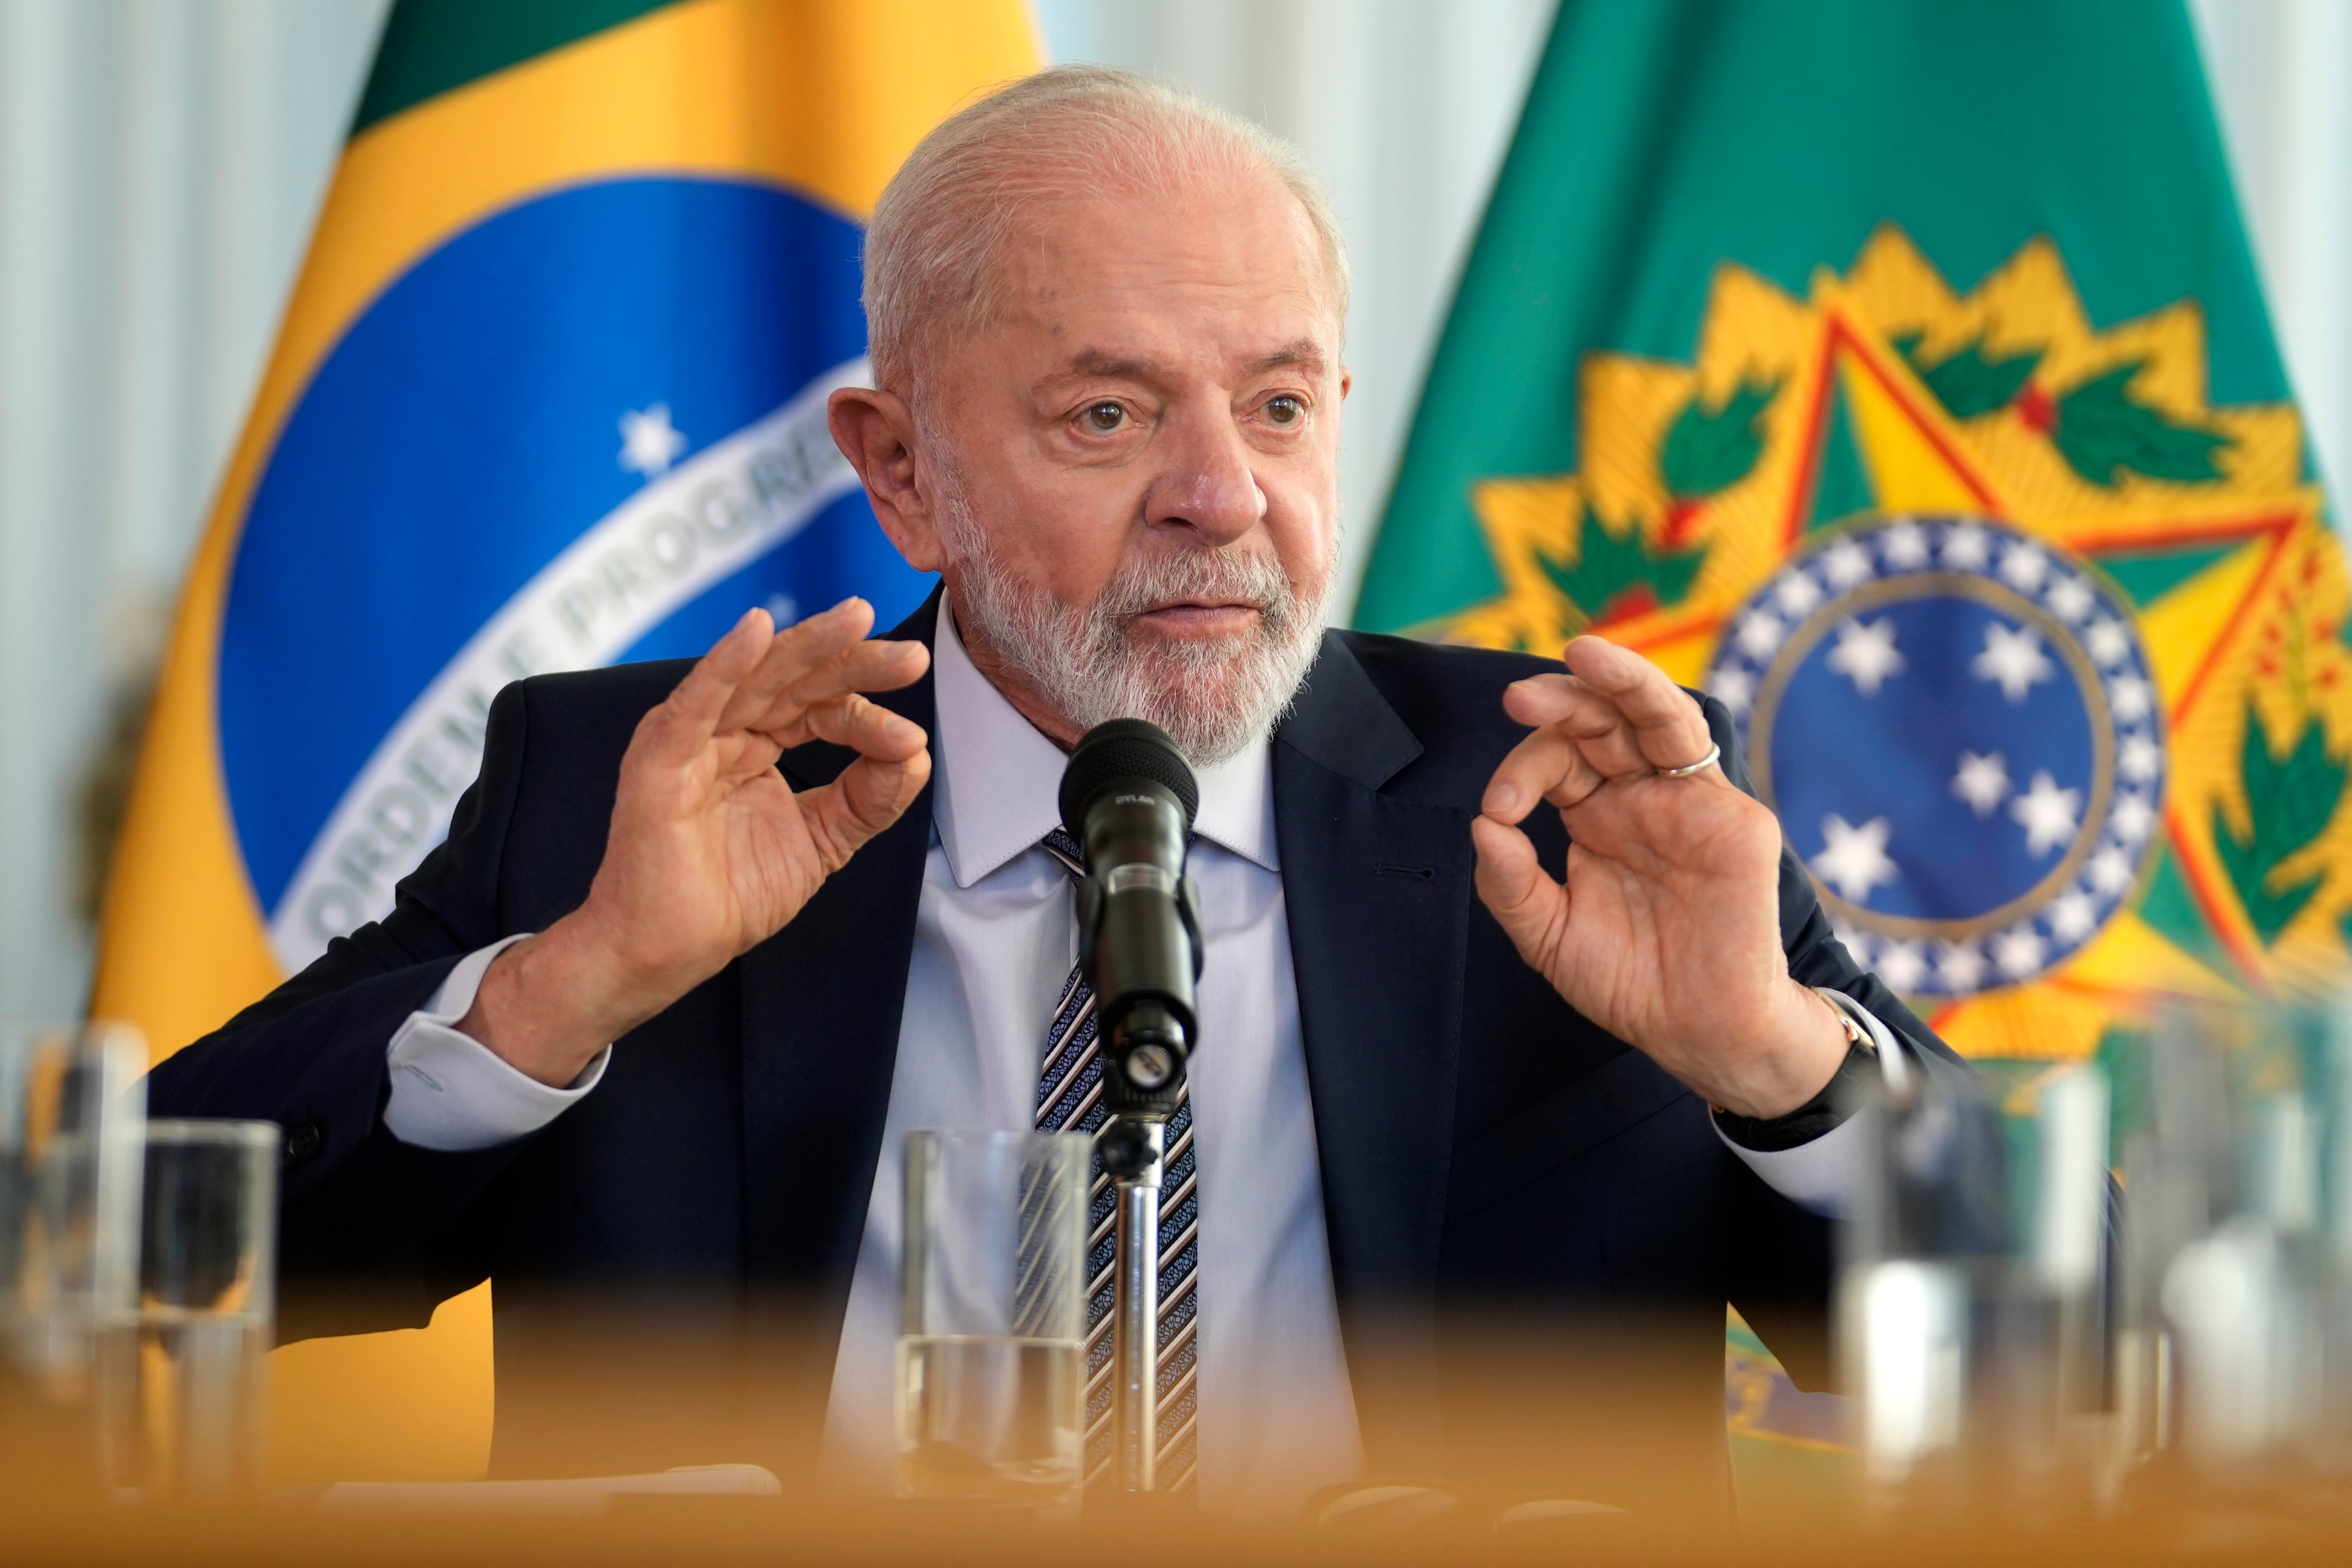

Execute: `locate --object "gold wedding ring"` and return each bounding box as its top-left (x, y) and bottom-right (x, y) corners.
top-left (1657, 741), bottom-right (1720, 779)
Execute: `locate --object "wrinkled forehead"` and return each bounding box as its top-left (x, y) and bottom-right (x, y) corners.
top-left (984, 170), bottom-right (1342, 379)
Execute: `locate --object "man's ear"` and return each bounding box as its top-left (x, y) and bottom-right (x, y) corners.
top-left (828, 385), bottom-right (944, 573)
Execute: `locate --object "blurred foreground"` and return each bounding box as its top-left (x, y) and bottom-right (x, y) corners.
top-left (12, 1002), bottom-right (2352, 1557)
top-left (4, 1333), bottom-right (2352, 1567)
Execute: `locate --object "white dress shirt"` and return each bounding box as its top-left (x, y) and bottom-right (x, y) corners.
top-left (381, 599), bottom-right (1878, 1518)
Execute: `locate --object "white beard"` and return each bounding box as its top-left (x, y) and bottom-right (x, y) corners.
top-left (936, 479), bottom-right (1332, 767)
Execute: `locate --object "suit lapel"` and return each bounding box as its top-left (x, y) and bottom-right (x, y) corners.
top-left (738, 589), bottom-right (941, 1297)
top-left (1273, 635), bottom-right (1470, 1317)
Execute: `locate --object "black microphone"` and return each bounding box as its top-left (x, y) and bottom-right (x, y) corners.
top-left (1057, 719), bottom-right (1204, 1138)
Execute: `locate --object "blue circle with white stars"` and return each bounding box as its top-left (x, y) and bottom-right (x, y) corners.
top-left (1705, 516), bottom-right (2166, 998)
top-left (1769, 586), bottom-right (2100, 921)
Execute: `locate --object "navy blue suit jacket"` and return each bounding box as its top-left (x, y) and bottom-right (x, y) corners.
top-left (152, 591), bottom-right (1960, 1504)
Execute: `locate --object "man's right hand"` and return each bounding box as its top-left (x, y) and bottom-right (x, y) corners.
top-left (458, 597), bottom-right (932, 1086)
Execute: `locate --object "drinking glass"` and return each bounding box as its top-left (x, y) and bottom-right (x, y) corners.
top-left (2121, 1005), bottom-right (2344, 1492)
top-left (97, 1119), bottom-right (277, 1502)
top-left (897, 1129), bottom-right (1090, 1514)
top-left (1, 1021), bottom-right (147, 1396)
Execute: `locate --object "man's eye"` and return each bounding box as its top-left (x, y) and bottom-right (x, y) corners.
top-left (1083, 403), bottom-right (1126, 432)
top-left (1264, 395), bottom-right (1304, 426)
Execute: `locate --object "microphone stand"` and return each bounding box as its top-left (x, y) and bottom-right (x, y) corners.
top-left (1059, 717), bottom-right (1203, 1495)
top-left (1093, 1003), bottom-right (1188, 1495)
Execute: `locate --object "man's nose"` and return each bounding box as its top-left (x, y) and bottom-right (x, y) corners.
top-left (1144, 416), bottom-right (1266, 546)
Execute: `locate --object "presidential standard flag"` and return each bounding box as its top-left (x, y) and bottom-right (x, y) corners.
top-left (1361, 0), bottom-right (2346, 1073)
top-left (92, 0), bottom-right (1038, 1479)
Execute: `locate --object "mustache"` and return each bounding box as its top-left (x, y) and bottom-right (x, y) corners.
top-left (930, 460), bottom-right (1330, 764)
top-left (1095, 546), bottom-right (1294, 627)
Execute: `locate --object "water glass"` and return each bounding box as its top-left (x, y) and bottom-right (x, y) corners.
top-left (97, 1119), bottom-right (278, 1502)
top-left (897, 1129), bottom-right (1090, 1513)
top-left (1837, 1046), bottom-right (2115, 1513)
top-left (0, 1021), bottom-right (147, 1395)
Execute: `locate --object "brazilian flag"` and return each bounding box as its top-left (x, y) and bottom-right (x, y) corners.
top-left (1362, 0), bottom-right (2342, 1490)
top-left (94, 0), bottom-right (1037, 1483)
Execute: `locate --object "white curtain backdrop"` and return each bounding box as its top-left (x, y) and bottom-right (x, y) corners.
top-left (2191, 0), bottom-right (2352, 504)
top-left (0, 0), bottom-right (2343, 1019)
top-left (0, 0), bottom-right (387, 1019)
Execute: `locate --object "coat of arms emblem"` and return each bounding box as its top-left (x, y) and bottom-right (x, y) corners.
top-left (1446, 227), bottom-right (2344, 1059)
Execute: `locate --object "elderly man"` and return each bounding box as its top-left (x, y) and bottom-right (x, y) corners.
top-left (155, 66), bottom-right (1961, 1518)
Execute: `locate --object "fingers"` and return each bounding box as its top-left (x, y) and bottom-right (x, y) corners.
top-left (1501, 676), bottom-right (1648, 776)
top-left (1481, 722), bottom-right (1605, 823)
top-left (635, 596), bottom-right (929, 782)
top-left (773, 637), bottom-right (930, 724)
top-left (719, 603), bottom-right (931, 738)
top-left (796, 740), bottom-right (934, 872)
top-left (713, 597), bottom-right (873, 733)
top-left (1482, 637), bottom-right (1725, 840)
top-left (1470, 814), bottom-right (1569, 969)
top-left (1557, 636), bottom-right (1716, 772)
top-left (638, 606), bottom-right (776, 766)
top-left (1499, 639), bottom-right (1717, 780)
top-left (788, 690), bottom-right (932, 868)
top-left (797, 690), bottom-right (928, 763)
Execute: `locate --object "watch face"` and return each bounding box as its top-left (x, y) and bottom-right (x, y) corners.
top-left (1812, 988), bottom-right (1867, 1049)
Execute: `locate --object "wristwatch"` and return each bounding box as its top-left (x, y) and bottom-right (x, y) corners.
top-left (1710, 986), bottom-right (1897, 1154)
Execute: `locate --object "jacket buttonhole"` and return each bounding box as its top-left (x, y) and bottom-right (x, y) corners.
top-left (1374, 862), bottom-right (1436, 881)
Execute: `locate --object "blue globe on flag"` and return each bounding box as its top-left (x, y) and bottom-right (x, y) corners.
top-left (1707, 515), bottom-right (2166, 998)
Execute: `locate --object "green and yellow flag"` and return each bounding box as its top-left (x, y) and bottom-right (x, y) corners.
top-left (96, 0), bottom-right (1038, 1483)
top-left (1365, 0), bottom-right (2341, 1070)
top-left (1362, 0), bottom-right (2336, 1487)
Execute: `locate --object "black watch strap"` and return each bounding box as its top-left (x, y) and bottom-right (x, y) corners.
top-left (1710, 988), bottom-right (1890, 1154)
top-left (1712, 1037), bottom-right (1881, 1152)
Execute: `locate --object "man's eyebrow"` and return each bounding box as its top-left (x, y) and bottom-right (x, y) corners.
top-left (1250, 338), bottom-right (1327, 374)
top-left (1040, 340), bottom-right (1330, 386)
top-left (1046, 349), bottom-right (1168, 382)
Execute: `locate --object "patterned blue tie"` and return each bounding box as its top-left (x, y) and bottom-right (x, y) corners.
top-left (1035, 826), bottom-right (1200, 1493)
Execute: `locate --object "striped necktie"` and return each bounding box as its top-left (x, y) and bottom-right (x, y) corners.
top-left (1035, 825), bottom-right (1200, 1494)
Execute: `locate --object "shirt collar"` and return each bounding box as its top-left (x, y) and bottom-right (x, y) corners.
top-left (930, 596), bottom-right (1278, 888)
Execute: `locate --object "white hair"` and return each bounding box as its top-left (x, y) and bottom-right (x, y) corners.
top-left (862, 63), bottom-right (1349, 396)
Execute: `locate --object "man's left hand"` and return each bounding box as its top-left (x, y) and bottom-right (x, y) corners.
top-left (1470, 636), bottom-right (1849, 1122)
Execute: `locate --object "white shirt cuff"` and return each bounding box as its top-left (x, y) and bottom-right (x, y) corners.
top-left (1711, 992), bottom-right (1904, 1219)
top-left (383, 934), bottom-right (612, 1153)
top-left (1716, 1112), bottom-right (1863, 1219)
